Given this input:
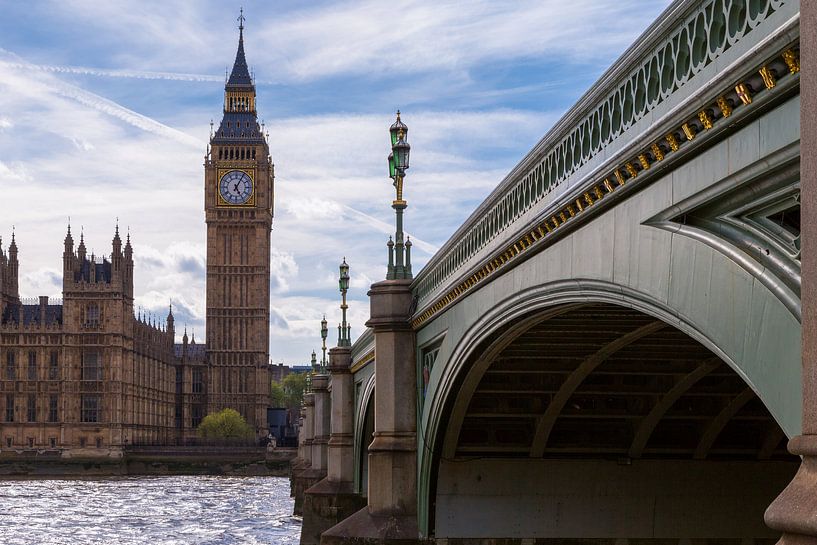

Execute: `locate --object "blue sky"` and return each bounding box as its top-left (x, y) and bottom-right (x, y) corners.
top-left (0, 0), bottom-right (671, 364)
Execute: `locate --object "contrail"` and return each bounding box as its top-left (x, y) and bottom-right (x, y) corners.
top-left (341, 204), bottom-right (439, 255)
top-left (0, 50), bottom-right (206, 149)
top-left (5, 62), bottom-right (223, 83)
top-left (49, 79), bottom-right (205, 149)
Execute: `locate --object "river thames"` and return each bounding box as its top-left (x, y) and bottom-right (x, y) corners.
top-left (0, 476), bottom-right (301, 544)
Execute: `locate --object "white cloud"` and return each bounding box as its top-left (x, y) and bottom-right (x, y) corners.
top-left (42, 1), bottom-right (670, 85)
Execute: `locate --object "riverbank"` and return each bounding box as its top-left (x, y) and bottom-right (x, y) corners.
top-left (0, 447), bottom-right (296, 477)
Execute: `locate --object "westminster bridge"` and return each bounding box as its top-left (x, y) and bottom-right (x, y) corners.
top-left (292, 1), bottom-right (816, 543)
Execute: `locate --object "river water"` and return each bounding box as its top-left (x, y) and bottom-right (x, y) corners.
top-left (0, 476), bottom-right (301, 545)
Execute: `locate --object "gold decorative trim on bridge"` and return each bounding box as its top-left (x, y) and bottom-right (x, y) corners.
top-left (411, 47), bottom-right (800, 330)
top-left (350, 349), bottom-right (375, 374)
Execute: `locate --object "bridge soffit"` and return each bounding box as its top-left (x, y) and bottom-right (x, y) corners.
top-left (411, 0), bottom-right (801, 330)
top-left (417, 279), bottom-right (801, 528)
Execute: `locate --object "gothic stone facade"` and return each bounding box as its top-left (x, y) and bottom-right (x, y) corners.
top-left (0, 25), bottom-right (273, 457)
top-left (0, 229), bottom-right (178, 455)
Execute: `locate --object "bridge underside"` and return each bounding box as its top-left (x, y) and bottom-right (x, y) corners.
top-left (434, 303), bottom-right (797, 540)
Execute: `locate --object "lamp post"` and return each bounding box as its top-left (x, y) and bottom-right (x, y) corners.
top-left (338, 258), bottom-right (351, 347)
top-left (320, 315), bottom-right (328, 373)
top-left (387, 111), bottom-right (412, 280)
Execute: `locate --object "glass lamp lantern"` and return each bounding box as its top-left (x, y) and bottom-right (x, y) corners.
top-left (388, 152), bottom-right (396, 180)
top-left (389, 111), bottom-right (407, 146)
top-left (339, 259), bottom-right (350, 292)
top-left (393, 132), bottom-right (410, 172)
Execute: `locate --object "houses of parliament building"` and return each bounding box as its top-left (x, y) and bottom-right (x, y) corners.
top-left (0, 19), bottom-right (273, 456)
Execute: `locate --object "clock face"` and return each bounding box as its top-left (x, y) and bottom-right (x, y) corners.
top-left (219, 170), bottom-right (253, 205)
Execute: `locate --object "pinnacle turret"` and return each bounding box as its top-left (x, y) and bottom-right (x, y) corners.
top-left (8, 229), bottom-right (17, 259)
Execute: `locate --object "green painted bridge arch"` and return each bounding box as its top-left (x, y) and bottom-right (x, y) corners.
top-left (317, 0), bottom-right (809, 542)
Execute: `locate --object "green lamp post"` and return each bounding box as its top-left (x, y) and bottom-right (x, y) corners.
top-left (320, 315), bottom-right (328, 373)
top-left (387, 111), bottom-right (412, 280)
top-left (338, 258), bottom-right (351, 347)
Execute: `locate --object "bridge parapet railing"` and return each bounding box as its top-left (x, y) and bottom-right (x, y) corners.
top-left (410, 0), bottom-right (797, 320)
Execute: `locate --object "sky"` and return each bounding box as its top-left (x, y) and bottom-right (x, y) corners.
top-left (0, 0), bottom-right (672, 365)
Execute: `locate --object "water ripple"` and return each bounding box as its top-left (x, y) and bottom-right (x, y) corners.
top-left (0, 476), bottom-right (301, 545)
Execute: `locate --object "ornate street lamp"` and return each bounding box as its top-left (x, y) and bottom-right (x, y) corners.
top-left (386, 111), bottom-right (412, 280)
top-left (389, 110), bottom-right (408, 146)
top-left (320, 315), bottom-right (328, 373)
top-left (338, 258), bottom-right (351, 347)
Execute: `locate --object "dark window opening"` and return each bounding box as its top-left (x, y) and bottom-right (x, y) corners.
top-left (192, 405), bottom-right (203, 428)
top-left (192, 370), bottom-right (203, 394)
top-left (5, 395), bottom-right (14, 422)
top-left (81, 395), bottom-right (100, 423)
top-left (82, 352), bottom-right (102, 381)
top-left (27, 395), bottom-right (36, 422)
top-left (85, 304), bottom-right (100, 327)
top-left (6, 351), bottom-right (15, 380)
top-left (49, 352), bottom-right (58, 380)
top-left (48, 395), bottom-right (58, 422)
top-left (27, 351), bottom-right (36, 380)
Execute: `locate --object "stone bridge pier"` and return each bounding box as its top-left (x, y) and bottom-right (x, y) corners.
top-left (301, 345), bottom-right (367, 545)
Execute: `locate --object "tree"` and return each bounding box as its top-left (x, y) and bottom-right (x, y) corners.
top-left (270, 381), bottom-right (286, 408)
top-left (282, 372), bottom-right (308, 410)
top-left (197, 408), bottom-right (254, 439)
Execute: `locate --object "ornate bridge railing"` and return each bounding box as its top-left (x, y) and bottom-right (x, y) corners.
top-left (409, 0), bottom-right (799, 327)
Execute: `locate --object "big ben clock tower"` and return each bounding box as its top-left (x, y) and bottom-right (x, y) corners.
top-left (205, 13), bottom-right (273, 434)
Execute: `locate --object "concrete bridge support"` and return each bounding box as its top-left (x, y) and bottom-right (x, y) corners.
top-left (311, 374), bottom-right (331, 479)
top-left (322, 279), bottom-right (420, 544)
top-left (292, 393), bottom-right (315, 516)
top-left (291, 407), bottom-right (307, 498)
top-left (296, 375), bottom-right (330, 518)
top-left (766, 3), bottom-right (817, 542)
top-left (302, 347), bottom-right (366, 544)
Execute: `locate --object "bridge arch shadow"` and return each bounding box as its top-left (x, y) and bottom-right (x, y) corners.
top-left (421, 280), bottom-right (798, 541)
top-left (354, 375), bottom-right (375, 497)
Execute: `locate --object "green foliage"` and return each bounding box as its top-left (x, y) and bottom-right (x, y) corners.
top-left (197, 408), bottom-right (254, 439)
top-left (282, 372), bottom-right (308, 409)
top-left (270, 381), bottom-right (286, 408)
top-left (270, 371), bottom-right (309, 411)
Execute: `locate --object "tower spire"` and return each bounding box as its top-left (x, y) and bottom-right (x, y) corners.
top-left (227, 9), bottom-right (252, 87)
